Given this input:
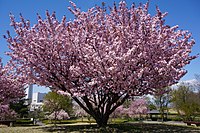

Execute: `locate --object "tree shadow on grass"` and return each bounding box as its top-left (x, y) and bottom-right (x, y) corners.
top-left (37, 123), bottom-right (200, 133)
top-left (15, 124), bottom-right (41, 127)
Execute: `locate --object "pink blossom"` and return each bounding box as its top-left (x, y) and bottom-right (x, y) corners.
top-left (74, 105), bottom-right (88, 117)
top-left (0, 104), bottom-right (17, 120)
top-left (112, 98), bottom-right (148, 118)
top-left (47, 109), bottom-right (70, 120)
top-left (0, 59), bottom-right (25, 120)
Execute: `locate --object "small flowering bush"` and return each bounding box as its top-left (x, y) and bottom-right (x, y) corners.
top-left (0, 59), bottom-right (25, 120)
top-left (0, 104), bottom-right (17, 120)
top-left (112, 98), bottom-right (147, 119)
top-left (47, 109), bottom-right (70, 120)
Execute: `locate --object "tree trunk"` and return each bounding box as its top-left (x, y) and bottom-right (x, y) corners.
top-left (54, 111), bottom-right (58, 126)
top-left (91, 111), bottom-right (110, 127)
top-left (95, 115), bottom-right (109, 127)
top-left (72, 93), bottom-right (129, 127)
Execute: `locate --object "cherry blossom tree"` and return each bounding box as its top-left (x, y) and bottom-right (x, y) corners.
top-left (112, 98), bottom-right (147, 119)
top-left (128, 98), bottom-right (148, 118)
top-left (47, 109), bottom-right (70, 120)
top-left (0, 105), bottom-right (17, 120)
top-left (111, 105), bottom-right (124, 118)
top-left (46, 109), bottom-right (70, 125)
top-left (73, 104), bottom-right (91, 122)
top-left (0, 59), bottom-right (25, 120)
top-left (5, 1), bottom-right (196, 126)
top-left (74, 104), bottom-right (88, 118)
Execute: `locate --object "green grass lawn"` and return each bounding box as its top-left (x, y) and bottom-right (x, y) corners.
top-left (42, 117), bottom-right (96, 125)
top-left (42, 117), bottom-right (129, 125)
top-left (0, 122), bottom-right (200, 133)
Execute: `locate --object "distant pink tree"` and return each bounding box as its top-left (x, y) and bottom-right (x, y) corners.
top-left (112, 98), bottom-right (147, 119)
top-left (0, 59), bottom-right (25, 120)
top-left (73, 104), bottom-right (92, 122)
top-left (112, 105), bottom-right (125, 118)
top-left (0, 105), bottom-right (17, 120)
top-left (5, 1), bottom-right (196, 127)
top-left (128, 98), bottom-right (148, 118)
top-left (47, 109), bottom-right (70, 120)
top-left (74, 105), bottom-right (88, 118)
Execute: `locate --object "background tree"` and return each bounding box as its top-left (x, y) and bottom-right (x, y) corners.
top-left (111, 105), bottom-right (124, 119)
top-left (5, 1), bottom-right (196, 127)
top-left (0, 105), bottom-right (17, 120)
top-left (172, 85), bottom-right (200, 121)
top-left (9, 99), bottom-right (29, 118)
top-left (128, 98), bottom-right (148, 119)
top-left (47, 109), bottom-right (70, 121)
top-left (0, 59), bottom-right (25, 120)
top-left (195, 74), bottom-right (200, 101)
top-left (146, 97), bottom-right (157, 111)
top-left (112, 98), bottom-right (147, 120)
top-left (43, 91), bottom-right (72, 122)
top-left (154, 87), bottom-right (172, 121)
top-left (195, 75), bottom-right (200, 112)
top-left (73, 104), bottom-right (89, 122)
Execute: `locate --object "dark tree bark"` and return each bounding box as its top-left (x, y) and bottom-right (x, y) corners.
top-left (72, 92), bottom-right (129, 127)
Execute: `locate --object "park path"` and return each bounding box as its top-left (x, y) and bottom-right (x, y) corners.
top-left (36, 120), bottom-right (45, 126)
top-left (130, 120), bottom-right (199, 127)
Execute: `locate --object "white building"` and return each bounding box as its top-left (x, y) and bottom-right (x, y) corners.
top-left (32, 92), bottom-right (46, 103)
top-left (30, 92), bottom-right (46, 111)
top-left (30, 102), bottom-right (44, 111)
top-left (24, 84), bottom-right (33, 105)
top-left (24, 84), bottom-right (49, 111)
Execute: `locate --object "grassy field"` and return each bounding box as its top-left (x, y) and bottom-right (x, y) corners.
top-left (0, 122), bottom-right (200, 133)
top-left (43, 118), bottom-right (128, 125)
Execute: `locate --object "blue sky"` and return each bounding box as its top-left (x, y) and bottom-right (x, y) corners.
top-left (0, 0), bottom-right (200, 92)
